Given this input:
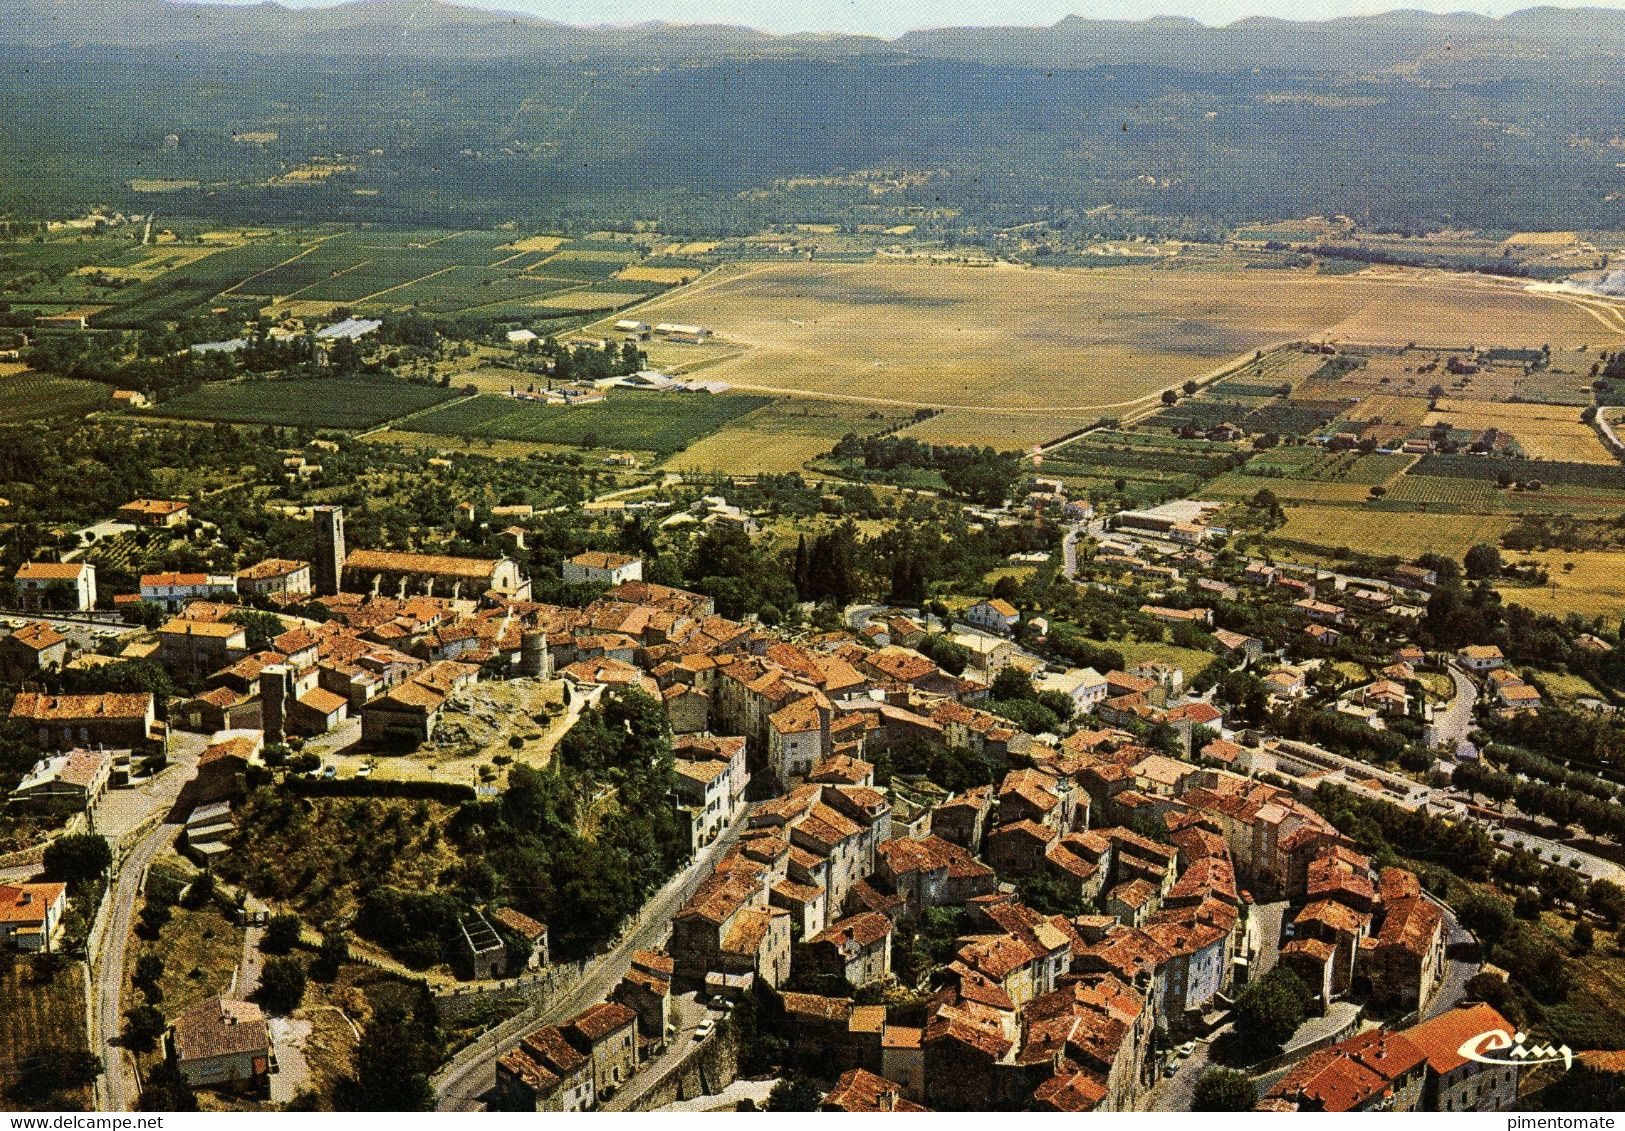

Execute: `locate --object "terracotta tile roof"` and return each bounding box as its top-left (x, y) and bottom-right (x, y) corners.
top-left (0, 882), bottom-right (66, 926)
top-left (517, 1025), bottom-right (588, 1077)
top-left (1295, 899), bottom-right (1371, 935)
top-left (491, 907), bottom-right (548, 941)
top-left (16, 561), bottom-right (92, 581)
top-left (809, 912), bottom-right (893, 951)
top-left (1033, 1070), bottom-right (1108, 1112)
top-left (346, 549), bottom-right (508, 581)
top-left (171, 996), bottom-right (268, 1065)
top-left (823, 1068), bottom-right (929, 1112)
top-left (9, 622), bottom-right (66, 650)
top-left (782, 992), bottom-right (854, 1023)
top-left (298, 688), bottom-right (348, 715)
top-left (565, 1001), bottom-right (636, 1043)
top-left (11, 691), bottom-right (151, 721)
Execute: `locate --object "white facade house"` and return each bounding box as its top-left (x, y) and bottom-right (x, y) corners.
top-left (562, 552), bottom-right (643, 587)
top-left (1033, 667), bottom-right (1109, 715)
top-left (964, 598), bottom-right (1020, 635)
top-left (14, 562), bottom-right (97, 611)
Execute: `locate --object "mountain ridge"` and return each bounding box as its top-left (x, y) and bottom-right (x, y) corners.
top-left (7, 0), bottom-right (1625, 62)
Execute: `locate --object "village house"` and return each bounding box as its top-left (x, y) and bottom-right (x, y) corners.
top-left (1399, 1003), bottom-right (1520, 1112)
top-left (1, 621), bottom-right (70, 676)
top-left (141, 572), bottom-right (239, 611)
top-left (562, 1002), bottom-right (640, 1100)
top-left (963, 598), bottom-right (1020, 636)
top-left (802, 912), bottom-right (894, 989)
top-left (10, 747), bottom-right (113, 811)
top-left (235, 559), bottom-right (312, 599)
top-left (613, 951), bottom-right (673, 1041)
top-left (1456, 644), bottom-right (1504, 673)
top-left (563, 551), bottom-right (644, 587)
top-left (118, 498), bottom-right (190, 527)
top-left (168, 996), bottom-right (271, 1091)
top-left (1266, 1028), bottom-right (1428, 1112)
top-left (0, 881), bottom-right (68, 952)
top-left (1033, 667), bottom-right (1109, 715)
top-left (10, 690), bottom-right (160, 753)
top-left (496, 1026), bottom-right (595, 1112)
top-left (14, 561), bottom-right (97, 611)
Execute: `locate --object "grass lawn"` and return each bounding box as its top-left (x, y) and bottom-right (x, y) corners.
top-left (405, 390), bottom-right (772, 455)
top-left (148, 377), bottom-right (456, 430)
top-left (0, 955), bottom-right (95, 1110)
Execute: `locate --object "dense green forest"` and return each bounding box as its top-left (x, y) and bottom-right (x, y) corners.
top-left (4, 28), bottom-right (1625, 232)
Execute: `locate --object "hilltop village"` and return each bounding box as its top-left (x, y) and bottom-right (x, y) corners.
top-left (3, 452), bottom-right (1622, 1114)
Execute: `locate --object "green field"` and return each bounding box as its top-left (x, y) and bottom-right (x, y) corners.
top-left (148, 377), bottom-right (455, 429)
top-left (0, 372), bottom-right (111, 422)
top-left (405, 390), bottom-right (774, 454)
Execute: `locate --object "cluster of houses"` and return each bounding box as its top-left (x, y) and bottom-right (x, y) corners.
top-left (472, 554), bottom-right (1487, 1112)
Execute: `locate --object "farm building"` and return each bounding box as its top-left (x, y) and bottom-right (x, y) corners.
top-left (118, 498), bottom-right (191, 527)
top-left (314, 317), bottom-right (381, 341)
top-left (654, 322), bottom-right (711, 344)
top-left (189, 338), bottom-right (249, 355)
top-left (507, 329), bottom-right (538, 345)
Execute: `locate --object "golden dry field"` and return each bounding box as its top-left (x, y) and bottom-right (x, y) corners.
top-left (1272, 504), bottom-right (1516, 559)
top-left (1424, 398), bottom-right (1612, 463)
top-left (1494, 549), bottom-right (1625, 618)
top-left (591, 262), bottom-right (1625, 422)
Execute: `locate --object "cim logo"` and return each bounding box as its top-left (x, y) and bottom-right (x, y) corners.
top-left (1457, 1028), bottom-right (1573, 1071)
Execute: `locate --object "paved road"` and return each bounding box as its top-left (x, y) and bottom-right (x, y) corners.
top-left (433, 806), bottom-right (750, 1111)
top-left (86, 732), bottom-right (205, 1111)
top-left (1424, 896), bottom-right (1480, 1021)
top-left (90, 820), bottom-right (179, 1112)
top-left (1141, 1038), bottom-right (1211, 1111)
top-left (1430, 662), bottom-right (1478, 748)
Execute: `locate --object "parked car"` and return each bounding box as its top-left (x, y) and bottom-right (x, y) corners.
top-left (693, 1019), bottom-right (714, 1041)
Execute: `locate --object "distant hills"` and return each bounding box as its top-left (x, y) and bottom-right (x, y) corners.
top-left (9, 0), bottom-right (1625, 64)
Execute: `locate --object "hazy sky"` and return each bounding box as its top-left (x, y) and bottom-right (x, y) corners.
top-left (221, 0), bottom-right (1625, 37)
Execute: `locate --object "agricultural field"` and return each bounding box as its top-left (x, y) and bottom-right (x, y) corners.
top-left (1423, 399), bottom-right (1611, 463)
top-left (0, 372), bottom-right (111, 423)
top-left (0, 956), bottom-right (95, 1110)
top-left (146, 377), bottom-right (456, 429)
top-left (1493, 549), bottom-right (1625, 619)
top-left (403, 390), bottom-right (774, 456)
top-left (592, 262), bottom-right (1399, 416)
top-left (1270, 504), bottom-right (1515, 560)
top-left (671, 400), bottom-right (916, 474)
top-left (600, 263), bottom-right (1625, 427)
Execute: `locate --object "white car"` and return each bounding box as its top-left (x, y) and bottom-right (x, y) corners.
top-left (693, 1019), bottom-right (714, 1041)
top-left (1178, 1041), bottom-right (1197, 1056)
top-left (355, 765), bottom-right (373, 779)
